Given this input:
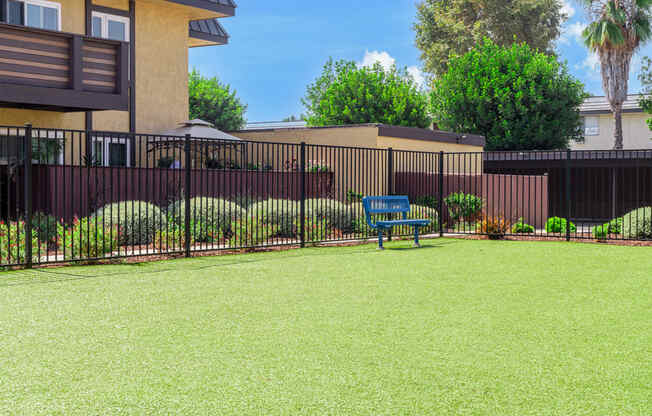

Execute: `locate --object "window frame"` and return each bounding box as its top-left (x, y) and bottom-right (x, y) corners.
top-left (582, 116), bottom-right (600, 137)
top-left (91, 136), bottom-right (131, 167)
top-left (91, 11), bottom-right (130, 42)
top-left (8, 0), bottom-right (61, 31)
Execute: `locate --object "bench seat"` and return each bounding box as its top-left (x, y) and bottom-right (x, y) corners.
top-left (376, 219), bottom-right (431, 228)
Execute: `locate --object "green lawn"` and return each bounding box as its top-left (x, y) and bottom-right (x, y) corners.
top-left (1, 239), bottom-right (651, 415)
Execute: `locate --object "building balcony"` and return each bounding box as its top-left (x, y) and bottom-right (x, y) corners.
top-left (0, 23), bottom-right (128, 112)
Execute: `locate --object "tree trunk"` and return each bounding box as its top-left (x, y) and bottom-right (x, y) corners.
top-left (599, 48), bottom-right (632, 150)
top-left (613, 106), bottom-right (624, 150)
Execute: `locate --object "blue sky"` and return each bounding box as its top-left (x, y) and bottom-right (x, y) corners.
top-left (189, 0), bottom-right (652, 122)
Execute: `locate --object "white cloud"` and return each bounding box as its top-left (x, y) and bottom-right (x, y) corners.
top-left (559, 21), bottom-right (586, 45)
top-left (359, 50), bottom-right (396, 72)
top-left (561, 0), bottom-right (575, 18)
top-left (358, 50), bottom-right (426, 88)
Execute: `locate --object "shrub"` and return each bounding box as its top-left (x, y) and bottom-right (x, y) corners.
top-left (607, 217), bottom-right (623, 234)
top-left (0, 221), bottom-right (42, 264)
top-left (545, 217), bottom-right (576, 234)
top-left (168, 197), bottom-right (244, 237)
top-left (153, 222), bottom-right (201, 251)
top-left (306, 198), bottom-right (355, 232)
top-left (451, 221), bottom-right (477, 232)
top-left (248, 199), bottom-right (300, 237)
top-left (512, 218), bottom-right (535, 234)
top-left (346, 190), bottom-right (364, 203)
top-left (412, 195), bottom-right (439, 209)
top-left (622, 207), bottom-right (652, 239)
top-left (592, 224), bottom-right (609, 240)
top-left (32, 212), bottom-right (61, 248)
top-left (406, 205), bottom-right (439, 234)
top-left (95, 201), bottom-right (166, 246)
top-left (228, 217), bottom-right (279, 247)
top-left (57, 217), bottom-right (118, 260)
top-left (477, 216), bottom-right (510, 240)
top-left (296, 217), bottom-right (332, 242)
top-left (444, 192), bottom-right (483, 223)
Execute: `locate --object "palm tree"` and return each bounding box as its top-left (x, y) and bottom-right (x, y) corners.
top-left (582, 0), bottom-right (652, 149)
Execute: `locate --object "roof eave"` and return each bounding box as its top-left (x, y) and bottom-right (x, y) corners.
top-left (166, 0), bottom-right (235, 17)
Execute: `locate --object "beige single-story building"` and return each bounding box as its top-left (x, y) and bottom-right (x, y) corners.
top-left (573, 95), bottom-right (652, 150)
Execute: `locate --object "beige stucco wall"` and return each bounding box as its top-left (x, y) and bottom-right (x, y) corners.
top-left (572, 112), bottom-right (652, 150)
top-left (0, 0), bottom-right (191, 136)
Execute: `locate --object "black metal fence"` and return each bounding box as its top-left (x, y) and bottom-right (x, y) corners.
top-left (1, 124), bottom-right (652, 268)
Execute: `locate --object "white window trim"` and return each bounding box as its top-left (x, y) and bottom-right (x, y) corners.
top-left (91, 11), bottom-right (130, 42)
top-left (13, 0), bottom-right (62, 31)
top-left (0, 129), bottom-right (63, 165)
top-left (92, 136), bottom-right (131, 167)
top-left (583, 116), bottom-right (600, 137)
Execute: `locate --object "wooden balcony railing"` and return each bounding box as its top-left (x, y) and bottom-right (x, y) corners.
top-left (0, 22), bottom-right (128, 112)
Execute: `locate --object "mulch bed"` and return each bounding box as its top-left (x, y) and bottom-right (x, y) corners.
top-left (452, 233), bottom-right (652, 247)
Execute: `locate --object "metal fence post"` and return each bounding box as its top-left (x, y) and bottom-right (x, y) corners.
top-left (184, 133), bottom-right (192, 257)
top-left (24, 123), bottom-right (33, 268)
top-left (439, 151), bottom-right (444, 237)
top-left (387, 147), bottom-right (393, 241)
top-left (300, 142), bottom-right (306, 248)
top-left (565, 149), bottom-right (571, 242)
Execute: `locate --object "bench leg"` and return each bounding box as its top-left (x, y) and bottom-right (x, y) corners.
top-left (378, 229), bottom-right (384, 250)
top-left (414, 226), bottom-right (421, 247)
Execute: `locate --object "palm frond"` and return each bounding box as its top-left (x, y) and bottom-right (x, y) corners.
top-left (635, 0), bottom-right (652, 11)
top-left (603, 20), bottom-right (625, 45)
top-left (633, 14), bottom-right (652, 42)
top-left (606, 1), bottom-right (627, 25)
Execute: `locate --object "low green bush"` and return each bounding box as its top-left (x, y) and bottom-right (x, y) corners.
top-left (545, 217), bottom-right (576, 234)
top-left (95, 201), bottom-right (166, 245)
top-left (296, 217), bottom-right (333, 242)
top-left (248, 199), bottom-right (300, 237)
top-left (306, 198), bottom-right (355, 232)
top-left (592, 224), bottom-right (609, 240)
top-left (412, 195), bottom-right (439, 210)
top-left (168, 197), bottom-right (244, 237)
top-left (228, 217), bottom-right (279, 247)
top-left (153, 223), bottom-right (196, 251)
top-left (33, 212), bottom-right (61, 248)
top-left (406, 205), bottom-right (439, 234)
top-left (607, 217), bottom-right (623, 234)
top-left (512, 218), bottom-right (535, 234)
top-left (57, 217), bottom-right (119, 260)
top-left (622, 207), bottom-right (652, 239)
top-left (0, 220), bottom-right (42, 264)
top-left (444, 192), bottom-right (483, 222)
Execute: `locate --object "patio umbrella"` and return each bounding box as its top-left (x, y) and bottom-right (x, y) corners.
top-left (150, 119), bottom-right (245, 168)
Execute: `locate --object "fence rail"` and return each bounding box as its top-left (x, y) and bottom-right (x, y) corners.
top-left (1, 124), bottom-right (652, 268)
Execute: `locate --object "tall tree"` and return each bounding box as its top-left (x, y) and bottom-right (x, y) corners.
top-left (582, 0), bottom-right (652, 149)
top-left (431, 39), bottom-right (587, 150)
top-left (189, 69), bottom-right (247, 131)
top-left (302, 58), bottom-right (431, 128)
top-left (414, 0), bottom-right (566, 77)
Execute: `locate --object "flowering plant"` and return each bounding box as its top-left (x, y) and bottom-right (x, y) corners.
top-left (0, 220), bottom-right (43, 264)
top-left (228, 217), bottom-right (279, 247)
top-left (57, 217), bottom-right (119, 260)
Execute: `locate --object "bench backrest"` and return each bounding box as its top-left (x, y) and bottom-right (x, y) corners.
top-left (362, 196), bottom-right (410, 226)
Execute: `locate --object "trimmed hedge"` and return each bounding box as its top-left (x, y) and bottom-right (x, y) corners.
top-left (168, 197), bottom-right (244, 238)
top-left (95, 201), bottom-right (166, 245)
top-left (545, 217), bottom-right (576, 234)
top-left (622, 207), bottom-right (652, 239)
top-left (248, 199), bottom-right (300, 237)
top-left (306, 199), bottom-right (355, 232)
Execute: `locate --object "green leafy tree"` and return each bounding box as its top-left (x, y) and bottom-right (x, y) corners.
top-left (638, 55), bottom-right (652, 130)
top-left (302, 58), bottom-right (431, 128)
top-left (431, 39), bottom-right (587, 151)
top-left (414, 0), bottom-right (567, 77)
top-left (189, 69), bottom-right (247, 131)
top-left (583, 0), bottom-right (652, 149)
top-left (282, 115), bottom-right (305, 122)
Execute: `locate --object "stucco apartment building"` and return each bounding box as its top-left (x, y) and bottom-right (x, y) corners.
top-left (573, 95), bottom-right (651, 150)
top-left (0, 0), bottom-right (234, 165)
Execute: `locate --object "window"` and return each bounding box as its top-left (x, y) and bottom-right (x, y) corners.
top-left (91, 12), bottom-right (129, 42)
top-left (92, 136), bottom-right (130, 167)
top-left (0, 129), bottom-right (63, 165)
top-left (7, 0), bottom-right (60, 31)
top-left (583, 116), bottom-right (600, 136)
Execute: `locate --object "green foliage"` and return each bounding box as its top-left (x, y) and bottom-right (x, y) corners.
top-left (622, 207), bottom-right (652, 239)
top-left (306, 198), bottom-right (356, 232)
top-left (431, 39), bottom-right (587, 151)
top-left (443, 192), bottom-right (484, 223)
top-left (154, 223), bottom-right (195, 251)
top-left (512, 218), bottom-right (535, 234)
top-left (406, 205), bottom-right (440, 234)
top-left (228, 217), bottom-right (279, 247)
top-left (0, 220), bottom-right (42, 263)
top-left (297, 217), bottom-right (333, 242)
top-left (57, 217), bottom-right (118, 260)
top-left (607, 217), bottom-right (623, 234)
top-left (638, 56), bottom-right (652, 131)
top-left (32, 212), bottom-right (60, 247)
top-left (302, 58), bottom-right (430, 128)
top-left (189, 69), bottom-right (247, 131)
top-left (412, 195), bottom-right (439, 209)
top-left (95, 201), bottom-right (166, 245)
top-left (346, 190), bottom-right (364, 203)
top-left (545, 217), bottom-right (577, 234)
top-left (168, 197), bottom-right (244, 238)
top-left (414, 0), bottom-right (566, 76)
top-left (592, 224), bottom-right (609, 240)
top-left (248, 199), bottom-right (300, 237)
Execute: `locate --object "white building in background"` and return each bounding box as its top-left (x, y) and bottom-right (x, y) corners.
top-left (572, 95), bottom-right (651, 150)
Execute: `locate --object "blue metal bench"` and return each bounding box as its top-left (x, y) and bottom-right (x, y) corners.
top-left (362, 195), bottom-right (431, 249)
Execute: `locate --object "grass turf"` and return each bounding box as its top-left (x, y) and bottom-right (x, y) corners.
top-left (1, 238), bottom-right (651, 415)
